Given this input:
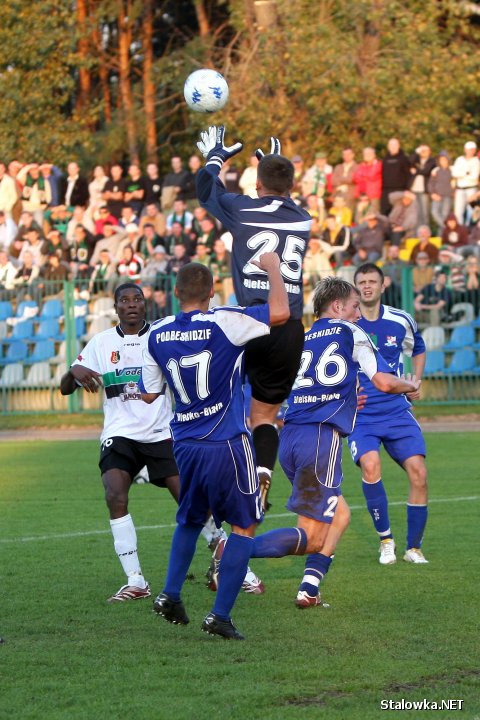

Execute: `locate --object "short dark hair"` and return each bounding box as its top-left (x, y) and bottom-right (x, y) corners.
top-left (257, 154), bottom-right (294, 195)
top-left (176, 263), bottom-right (213, 304)
top-left (353, 263), bottom-right (384, 283)
top-left (114, 283), bottom-right (144, 304)
top-left (313, 276), bottom-right (359, 317)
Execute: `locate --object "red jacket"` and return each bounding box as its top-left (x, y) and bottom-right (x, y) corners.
top-left (353, 160), bottom-right (382, 199)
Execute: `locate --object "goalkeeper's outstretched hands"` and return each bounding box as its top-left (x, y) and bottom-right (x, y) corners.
top-left (197, 125), bottom-right (243, 168)
top-left (255, 137), bottom-right (281, 161)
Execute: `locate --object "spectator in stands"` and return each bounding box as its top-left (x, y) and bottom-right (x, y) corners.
top-left (468, 218), bottom-right (480, 259)
top-left (70, 224), bottom-right (96, 280)
top-left (166, 243), bottom-right (190, 276)
top-left (166, 199), bottom-right (193, 234)
top-left (141, 284), bottom-right (162, 322)
top-left (388, 190), bottom-right (419, 245)
top-left (414, 269), bottom-right (451, 325)
top-left (239, 154), bottom-right (259, 198)
top-left (19, 228), bottom-right (46, 268)
top-left (122, 224), bottom-right (141, 256)
top-left (182, 155), bottom-right (202, 209)
top-left (124, 164), bottom-right (146, 216)
top-left (137, 223), bottom-right (163, 259)
top-left (382, 244), bottom-right (408, 286)
top-left (94, 206), bottom-right (118, 237)
top-left (66, 205), bottom-right (95, 244)
top-left (351, 213), bottom-right (387, 265)
top-left (302, 237), bottom-right (333, 291)
top-left (290, 155), bottom-right (305, 201)
top-left (102, 164), bottom-right (126, 219)
top-left (0, 249), bottom-right (17, 298)
top-left (164, 221), bottom-right (193, 257)
top-left (0, 210), bottom-right (17, 252)
top-left (40, 163), bottom-right (63, 208)
top-left (153, 287), bottom-right (171, 317)
top-left (304, 194), bottom-right (324, 235)
top-left (353, 147), bottom-right (382, 212)
top-left (353, 192), bottom-right (378, 226)
top-left (119, 205), bottom-right (139, 229)
top-left (190, 206), bottom-right (210, 241)
top-left (318, 214), bottom-right (351, 266)
top-left (138, 202), bottom-right (166, 237)
top-left (18, 163), bottom-right (52, 225)
top-left (161, 156), bottom-right (189, 211)
top-left (141, 245), bottom-right (168, 285)
top-left (46, 205), bottom-right (72, 237)
top-left (144, 162), bottom-right (162, 206)
top-left (412, 251), bottom-right (434, 295)
top-left (441, 212), bottom-right (469, 253)
top-left (330, 194), bottom-right (352, 227)
top-left (116, 245), bottom-right (143, 283)
top-left (409, 144), bottom-right (436, 227)
top-left (192, 241), bottom-right (210, 267)
top-left (90, 222), bottom-right (126, 265)
top-left (220, 160), bottom-right (241, 194)
top-left (464, 255), bottom-right (480, 312)
top-left (301, 152), bottom-right (332, 201)
top-left (196, 216), bottom-right (218, 254)
top-left (88, 166), bottom-right (109, 216)
top-left (13, 250), bottom-right (39, 300)
top-left (0, 162), bottom-right (18, 219)
top-left (209, 238), bottom-right (232, 302)
top-left (428, 151), bottom-right (453, 231)
top-left (37, 253), bottom-right (70, 297)
top-left (61, 162), bottom-right (89, 209)
top-left (381, 138), bottom-right (411, 215)
top-left (41, 228), bottom-right (70, 265)
top-left (436, 247), bottom-right (466, 293)
top-left (89, 249), bottom-right (117, 295)
top-left (451, 141), bottom-right (480, 224)
top-left (331, 148), bottom-right (357, 210)
top-left (410, 225), bottom-right (440, 265)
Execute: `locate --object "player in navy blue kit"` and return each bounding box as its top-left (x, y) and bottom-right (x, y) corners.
top-left (140, 252), bottom-right (290, 640)
top-left (248, 277), bottom-right (419, 607)
top-left (195, 125), bottom-right (311, 512)
top-left (349, 263), bottom-right (429, 565)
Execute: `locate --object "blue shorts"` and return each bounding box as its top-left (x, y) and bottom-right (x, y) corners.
top-left (279, 423), bottom-right (343, 524)
top-left (174, 434), bottom-right (263, 530)
top-left (348, 410), bottom-right (426, 467)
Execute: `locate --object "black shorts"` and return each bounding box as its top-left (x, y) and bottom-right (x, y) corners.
top-left (99, 436), bottom-right (178, 487)
top-left (245, 318), bottom-right (304, 405)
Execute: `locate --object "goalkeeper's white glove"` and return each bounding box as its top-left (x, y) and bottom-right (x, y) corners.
top-left (197, 125), bottom-right (243, 168)
top-left (255, 137), bottom-right (281, 161)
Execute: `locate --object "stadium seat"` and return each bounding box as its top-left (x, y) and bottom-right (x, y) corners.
top-left (74, 299), bottom-right (89, 317)
top-left (473, 311), bottom-right (480, 329)
top-left (87, 296), bottom-right (114, 320)
top-left (443, 302), bottom-right (475, 329)
top-left (22, 361), bottom-right (52, 387)
top-left (13, 300), bottom-right (39, 321)
top-left (0, 321), bottom-right (7, 341)
top-left (0, 362), bottom-right (24, 387)
top-left (2, 319), bottom-right (35, 344)
top-left (51, 339), bottom-right (81, 365)
top-left (24, 339), bottom-right (56, 365)
top-left (82, 315), bottom-right (112, 341)
top-left (0, 340), bottom-right (28, 365)
top-left (40, 298), bottom-right (64, 319)
top-left (443, 325), bottom-right (475, 351)
top-left (75, 316), bottom-right (86, 337)
top-left (0, 301), bottom-right (13, 321)
top-left (423, 350), bottom-right (445, 376)
top-left (421, 326), bottom-right (445, 351)
top-left (444, 349), bottom-right (477, 374)
top-left (34, 319), bottom-right (64, 341)
top-left (51, 363), bottom-right (68, 387)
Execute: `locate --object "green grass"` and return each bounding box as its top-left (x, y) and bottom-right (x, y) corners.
top-left (2, 434), bottom-right (479, 720)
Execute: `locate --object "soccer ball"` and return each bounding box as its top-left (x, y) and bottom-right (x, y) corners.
top-left (184, 69), bottom-right (229, 113)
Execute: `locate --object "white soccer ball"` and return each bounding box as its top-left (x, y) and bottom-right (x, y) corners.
top-left (184, 69), bottom-right (229, 113)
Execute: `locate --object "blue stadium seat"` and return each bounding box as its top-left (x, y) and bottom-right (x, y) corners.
top-left (0, 340), bottom-right (28, 365)
top-left (423, 350), bottom-right (445, 376)
top-left (443, 349), bottom-right (477, 374)
top-left (24, 339), bottom-right (56, 365)
top-left (443, 325), bottom-right (475, 351)
top-left (34, 319), bottom-right (64, 341)
top-left (22, 361), bottom-right (52, 387)
top-left (472, 311), bottom-right (480, 329)
top-left (0, 362), bottom-right (24, 386)
top-left (0, 301), bottom-right (13, 321)
top-left (2, 320), bottom-right (35, 344)
top-left (75, 316), bottom-right (86, 337)
top-left (40, 298), bottom-right (63, 319)
top-left (15, 300), bottom-right (39, 320)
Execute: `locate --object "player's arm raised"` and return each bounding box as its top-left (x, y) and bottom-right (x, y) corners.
top-left (251, 252), bottom-right (290, 326)
top-left (353, 330), bottom-right (420, 396)
top-left (139, 343), bottom-right (166, 404)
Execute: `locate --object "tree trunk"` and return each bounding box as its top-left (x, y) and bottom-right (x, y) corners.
top-left (143, 0), bottom-right (157, 163)
top-left (193, 0), bottom-right (210, 37)
top-left (76, 0), bottom-right (92, 116)
top-left (118, 0), bottom-right (138, 163)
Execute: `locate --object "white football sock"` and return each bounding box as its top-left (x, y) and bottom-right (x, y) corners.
top-left (110, 514), bottom-right (147, 588)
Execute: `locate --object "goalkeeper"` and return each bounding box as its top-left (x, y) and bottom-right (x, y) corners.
top-left (196, 126), bottom-right (311, 512)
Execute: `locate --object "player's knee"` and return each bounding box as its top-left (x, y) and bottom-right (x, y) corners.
top-left (338, 503), bottom-right (351, 530)
top-left (360, 457), bottom-right (381, 482)
top-left (409, 462), bottom-right (428, 489)
top-left (104, 485), bottom-right (129, 514)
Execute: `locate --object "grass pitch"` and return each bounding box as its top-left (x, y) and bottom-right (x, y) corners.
top-left (1, 433), bottom-right (479, 720)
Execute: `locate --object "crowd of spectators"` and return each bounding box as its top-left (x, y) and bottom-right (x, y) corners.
top-left (1, 137), bottom-right (479, 326)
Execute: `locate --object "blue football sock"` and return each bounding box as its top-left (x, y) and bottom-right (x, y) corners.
top-left (299, 553), bottom-right (333, 596)
top-left (406, 504), bottom-right (428, 549)
top-left (251, 527), bottom-right (307, 558)
top-left (163, 523), bottom-right (203, 601)
top-left (362, 478), bottom-right (393, 540)
top-left (212, 533), bottom-right (253, 620)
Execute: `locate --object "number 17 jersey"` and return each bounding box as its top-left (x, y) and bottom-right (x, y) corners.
top-left (196, 165), bottom-right (311, 318)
